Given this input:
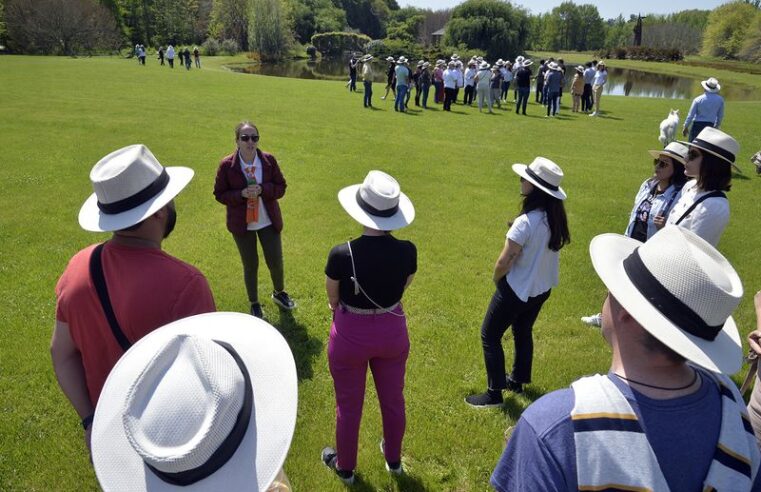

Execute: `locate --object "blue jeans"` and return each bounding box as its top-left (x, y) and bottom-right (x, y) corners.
top-left (363, 81), bottom-right (372, 107)
top-left (516, 87), bottom-right (530, 114)
top-left (421, 84), bottom-right (430, 108)
top-left (395, 84), bottom-right (408, 111)
top-left (547, 91), bottom-right (559, 115)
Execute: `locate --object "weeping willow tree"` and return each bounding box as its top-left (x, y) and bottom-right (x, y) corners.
top-left (248, 0), bottom-right (293, 60)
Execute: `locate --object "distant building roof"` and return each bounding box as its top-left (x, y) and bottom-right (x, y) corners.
top-left (432, 28), bottom-right (446, 36)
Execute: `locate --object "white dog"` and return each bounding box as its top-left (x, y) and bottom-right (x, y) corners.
top-left (658, 109), bottom-right (680, 146)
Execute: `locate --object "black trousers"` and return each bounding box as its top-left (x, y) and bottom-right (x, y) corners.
top-left (464, 85), bottom-right (475, 105)
top-left (480, 280), bottom-right (551, 390)
top-left (582, 84), bottom-right (593, 111)
top-left (689, 121), bottom-right (714, 142)
top-left (444, 87), bottom-right (456, 111)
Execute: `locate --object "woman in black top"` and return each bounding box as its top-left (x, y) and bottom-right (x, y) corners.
top-left (321, 170), bottom-right (416, 485)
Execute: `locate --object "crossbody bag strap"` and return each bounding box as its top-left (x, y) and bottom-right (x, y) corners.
top-left (89, 242), bottom-right (132, 352)
top-left (674, 191), bottom-right (726, 225)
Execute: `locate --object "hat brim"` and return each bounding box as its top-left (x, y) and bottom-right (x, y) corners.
top-left (647, 149), bottom-right (686, 164)
top-left (590, 233), bottom-right (742, 374)
top-left (338, 184), bottom-right (415, 231)
top-left (676, 140), bottom-right (742, 172)
top-left (92, 312), bottom-right (298, 492)
top-left (512, 164), bottom-right (567, 200)
top-left (79, 167), bottom-right (194, 232)
top-left (701, 81), bottom-right (720, 93)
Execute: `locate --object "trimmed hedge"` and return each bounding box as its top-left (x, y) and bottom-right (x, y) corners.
top-left (311, 32), bottom-right (371, 56)
top-left (597, 46), bottom-right (683, 62)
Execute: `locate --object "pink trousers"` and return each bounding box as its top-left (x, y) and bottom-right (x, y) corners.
top-left (328, 306), bottom-right (409, 471)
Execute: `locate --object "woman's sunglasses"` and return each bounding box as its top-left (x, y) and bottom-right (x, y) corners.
top-left (654, 159), bottom-right (671, 169)
top-left (687, 150), bottom-right (701, 161)
top-left (239, 134), bottom-right (260, 143)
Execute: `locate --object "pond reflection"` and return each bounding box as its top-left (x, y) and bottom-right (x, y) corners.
top-left (226, 59), bottom-right (761, 101)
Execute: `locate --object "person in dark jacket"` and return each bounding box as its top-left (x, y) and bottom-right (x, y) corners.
top-left (213, 121), bottom-right (295, 318)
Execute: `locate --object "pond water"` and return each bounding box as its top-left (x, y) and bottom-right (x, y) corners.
top-left (226, 58), bottom-right (761, 101)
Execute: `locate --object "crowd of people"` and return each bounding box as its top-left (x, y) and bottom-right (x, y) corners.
top-left (134, 43), bottom-right (201, 70)
top-left (51, 86), bottom-right (760, 489)
top-left (348, 53), bottom-right (611, 117)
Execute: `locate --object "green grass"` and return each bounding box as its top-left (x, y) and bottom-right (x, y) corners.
top-left (1, 55), bottom-right (760, 491)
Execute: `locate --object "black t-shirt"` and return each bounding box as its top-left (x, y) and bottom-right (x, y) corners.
top-left (516, 67), bottom-right (532, 88)
top-left (325, 235), bottom-right (417, 309)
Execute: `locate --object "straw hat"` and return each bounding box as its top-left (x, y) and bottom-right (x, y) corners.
top-left (512, 157), bottom-right (566, 200)
top-left (679, 126), bottom-right (741, 171)
top-left (701, 77), bottom-right (721, 93)
top-left (91, 312), bottom-right (298, 491)
top-left (648, 141), bottom-right (689, 164)
top-left (522, 59), bottom-right (533, 67)
top-left (361, 54), bottom-right (373, 62)
top-left (78, 144), bottom-right (193, 232)
top-left (396, 56), bottom-right (407, 64)
top-left (337, 171), bottom-right (415, 231)
top-left (386, 56), bottom-right (395, 62)
top-left (590, 227), bottom-right (743, 374)
top-left (479, 61), bottom-right (490, 70)
top-left (547, 61), bottom-right (561, 71)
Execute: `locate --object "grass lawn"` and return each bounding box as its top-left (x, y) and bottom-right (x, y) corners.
top-left (1, 54), bottom-right (760, 491)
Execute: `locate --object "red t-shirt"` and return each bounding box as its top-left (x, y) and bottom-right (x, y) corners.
top-left (55, 242), bottom-right (216, 405)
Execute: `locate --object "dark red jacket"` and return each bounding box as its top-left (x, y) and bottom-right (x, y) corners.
top-left (213, 149), bottom-right (287, 234)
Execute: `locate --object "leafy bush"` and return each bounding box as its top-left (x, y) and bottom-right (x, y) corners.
top-left (701, 1), bottom-right (758, 59)
top-left (220, 38), bottom-right (239, 55)
top-left (306, 45), bottom-right (317, 58)
top-left (310, 31), bottom-right (371, 56)
top-left (202, 38), bottom-right (220, 56)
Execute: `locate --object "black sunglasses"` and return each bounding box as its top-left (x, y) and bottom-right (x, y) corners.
top-left (687, 149), bottom-right (701, 160)
top-left (654, 159), bottom-right (671, 169)
top-left (239, 134), bottom-right (260, 143)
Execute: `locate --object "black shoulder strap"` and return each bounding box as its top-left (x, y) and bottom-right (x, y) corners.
top-left (674, 191), bottom-right (727, 225)
top-left (89, 243), bottom-right (132, 352)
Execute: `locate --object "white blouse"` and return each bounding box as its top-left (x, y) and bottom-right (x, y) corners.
top-left (666, 180), bottom-right (729, 247)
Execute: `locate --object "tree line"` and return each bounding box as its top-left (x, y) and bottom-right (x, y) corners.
top-left (1, 0), bottom-right (759, 63)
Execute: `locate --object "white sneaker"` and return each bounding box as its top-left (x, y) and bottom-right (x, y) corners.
top-left (380, 439), bottom-right (403, 475)
top-left (581, 313), bottom-right (602, 327)
top-left (589, 112), bottom-right (597, 117)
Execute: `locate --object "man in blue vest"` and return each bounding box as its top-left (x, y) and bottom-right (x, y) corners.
top-left (491, 226), bottom-right (760, 491)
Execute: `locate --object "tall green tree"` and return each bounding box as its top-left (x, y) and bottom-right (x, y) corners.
top-left (702, 0), bottom-right (758, 58)
top-left (333, 0), bottom-right (388, 38)
top-left (444, 0), bottom-right (530, 58)
top-left (575, 4), bottom-right (604, 50)
top-left (604, 14), bottom-right (631, 49)
top-left (249, 0), bottom-right (293, 59)
top-left (0, 0), bottom-right (6, 45)
top-left (209, 0), bottom-right (248, 48)
top-left (152, 0), bottom-right (197, 45)
top-left (739, 10), bottom-right (761, 61)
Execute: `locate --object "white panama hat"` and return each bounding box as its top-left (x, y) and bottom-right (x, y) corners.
top-left (512, 157), bottom-right (567, 200)
top-left (701, 77), bottom-right (721, 93)
top-left (338, 170), bottom-right (415, 231)
top-left (522, 59), bottom-right (533, 67)
top-left (92, 312), bottom-right (298, 492)
top-left (679, 126), bottom-right (741, 171)
top-left (79, 144), bottom-right (193, 232)
top-left (547, 61), bottom-right (561, 71)
top-left (648, 141), bottom-right (689, 164)
top-left (479, 61), bottom-right (490, 70)
top-left (590, 227), bottom-right (743, 374)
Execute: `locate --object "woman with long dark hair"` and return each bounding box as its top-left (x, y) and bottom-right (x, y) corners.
top-left (466, 158), bottom-right (570, 407)
top-left (666, 126), bottom-right (738, 247)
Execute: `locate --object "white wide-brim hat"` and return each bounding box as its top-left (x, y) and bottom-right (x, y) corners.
top-left (479, 62), bottom-right (490, 70)
top-left (79, 144), bottom-right (193, 232)
top-left (648, 141), bottom-right (689, 164)
top-left (92, 312), bottom-right (298, 492)
top-left (590, 227), bottom-right (743, 374)
top-left (547, 62), bottom-right (561, 71)
top-left (701, 77), bottom-right (720, 93)
top-left (512, 157), bottom-right (567, 200)
top-left (522, 59), bottom-right (533, 67)
top-left (678, 126), bottom-right (741, 172)
top-left (338, 170), bottom-right (415, 231)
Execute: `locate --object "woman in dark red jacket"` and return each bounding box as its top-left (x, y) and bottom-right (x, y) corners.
top-left (213, 121), bottom-right (295, 318)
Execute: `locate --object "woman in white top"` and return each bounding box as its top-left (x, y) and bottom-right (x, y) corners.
top-left (466, 157), bottom-right (570, 407)
top-left (666, 126), bottom-right (738, 247)
top-left (590, 60), bottom-right (607, 116)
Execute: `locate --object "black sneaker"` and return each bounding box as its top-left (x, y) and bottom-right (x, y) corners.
top-left (465, 390), bottom-right (503, 408)
top-left (505, 375), bottom-right (524, 394)
top-left (321, 447), bottom-right (355, 485)
top-left (271, 291), bottom-right (295, 310)
top-left (250, 303), bottom-right (263, 319)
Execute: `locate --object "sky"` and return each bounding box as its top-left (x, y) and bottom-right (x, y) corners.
top-left (398, 0), bottom-right (729, 19)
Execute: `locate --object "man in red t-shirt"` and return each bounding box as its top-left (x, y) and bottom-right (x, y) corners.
top-left (51, 144), bottom-right (215, 453)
